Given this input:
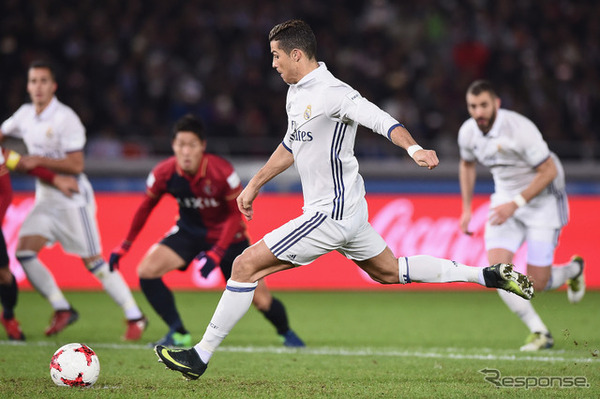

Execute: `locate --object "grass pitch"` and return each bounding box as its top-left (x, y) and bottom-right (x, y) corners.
top-left (1, 289), bottom-right (598, 398)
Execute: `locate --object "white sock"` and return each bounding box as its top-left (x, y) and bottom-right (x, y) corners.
top-left (194, 279), bottom-right (257, 363)
top-left (545, 261), bottom-right (580, 291)
top-left (399, 255), bottom-right (481, 284)
top-left (16, 250), bottom-right (70, 310)
top-left (497, 289), bottom-right (548, 333)
top-left (88, 259), bottom-right (143, 320)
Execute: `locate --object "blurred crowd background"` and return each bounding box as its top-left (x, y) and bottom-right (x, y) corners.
top-left (1, 0), bottom-right (599, 162)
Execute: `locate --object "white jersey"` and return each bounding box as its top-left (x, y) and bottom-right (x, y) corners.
top-left (283, 62), bottom-right (400, 220)
top-left (458, 108), bottom-right (568, 227)
top-left (458, 108), bottom-right (566, 196)
top-left (1, 96), bottom-right (92, 208)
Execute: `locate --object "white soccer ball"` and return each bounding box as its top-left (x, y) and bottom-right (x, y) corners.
top-left (49, 343), bottom-right (100, 387)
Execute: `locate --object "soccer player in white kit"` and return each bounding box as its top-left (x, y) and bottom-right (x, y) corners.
top-left (0, 60), bottom-right (147, 340)
top-left (155, 20), bottom-right (533, 380)
top-left (458, 80), bottom-right (585, 351)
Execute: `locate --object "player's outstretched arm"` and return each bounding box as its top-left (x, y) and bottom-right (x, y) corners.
top-left (388, 125), bottom-right (439, 170)
top-left (51, 175), bottom-right (79, 198)
top-left (109, 194), bottom-right (160, 271)
top-left (489, 156), bottom-right (557, 226)
top-left (19, 151), bottom-right (85, 175)
top-left (459, 159), bottom-right (477, 234)
top-left (4, 148), bottom-right (79, 197)
top-left (238, 144), bottom-right (294, 220)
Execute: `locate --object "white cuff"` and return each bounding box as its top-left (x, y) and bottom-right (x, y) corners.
top-left (513, 194), bottom-right (527, 208)
top-left (407, 145), bottom-right (423, 158)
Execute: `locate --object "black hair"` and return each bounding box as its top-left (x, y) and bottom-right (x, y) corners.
top-left (467, 80), bottom-right (498, 98)
top-left (172, 114), bottom-right (206, 140)
top-left (268, 19), bottom-right (317, 60)
top-left (28, 59), bottom-right (58, 82)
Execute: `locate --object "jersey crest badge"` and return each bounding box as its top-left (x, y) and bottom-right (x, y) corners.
top-left (304, 105), bottom-right (312, 120)
top-left (46, 128), bottom-right (53, 138)
top-left (203, 180), bottom-right (214, 196)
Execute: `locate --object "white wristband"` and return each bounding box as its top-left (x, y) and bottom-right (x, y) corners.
top-left (407, 145), bottom-right (423, 158)
top-left (513, 194), bottom-right (527, 208)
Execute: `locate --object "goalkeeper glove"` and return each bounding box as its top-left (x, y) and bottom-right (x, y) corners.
top-left (197, 246), bottom-right (225, 278)
top-left (109, 241), bottom-right (131, 271)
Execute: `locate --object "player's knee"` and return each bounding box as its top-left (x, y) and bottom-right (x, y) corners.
top-left (527, 267), bottom-right (551, 292)
top-left (532, 277), bottom-right (549, 292)
top-left (0, 267), bottom-right (14, 284)
top-left (231, 254), bottom-right (256, 281)
top-left (137, 263), bottom-right (160, 279)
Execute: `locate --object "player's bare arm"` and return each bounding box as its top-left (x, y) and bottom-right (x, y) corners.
top-left (237, 144), bottom-right (294, 220)
top-left (459, 159), bottom-right (477, 234)
top-left (52, 175), bottom-right (79, 198)
top-left (388, 125), bottom-right (439, 170)
top-left (490, 156), bottom-right (558, 226)
top-left (19, 150), bottom-right (84, 175)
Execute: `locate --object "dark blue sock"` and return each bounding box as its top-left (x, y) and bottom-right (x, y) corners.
top-left (139, 278), bottom-right (187, 334)
top-left (0, 273), bottom-right (18, 320)
top-left (261, 297), bottom-right (290, 335)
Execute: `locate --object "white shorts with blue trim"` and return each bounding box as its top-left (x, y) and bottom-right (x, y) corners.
top-left (19, 201), bottom-right (102, 258)
top-left (485, 191), bottom-right (567, 266)
top-left (263, 198), bottom-right (387, 266)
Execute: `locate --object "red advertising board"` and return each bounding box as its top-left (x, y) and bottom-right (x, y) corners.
top-left (3, 193), bottom-right (598, 291)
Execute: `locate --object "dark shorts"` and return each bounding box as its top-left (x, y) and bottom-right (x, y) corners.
top-left (160, 226), bottom-right (249, 280)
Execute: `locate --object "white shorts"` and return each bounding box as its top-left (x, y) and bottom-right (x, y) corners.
top-left (19, 201), bottom-right (102, 258)
top-left (490, 190), bottom-right (568, 229)
top-left (485, 196), bottom-right (562, 266)
top-left (263, 198), bottom-right (387, 266)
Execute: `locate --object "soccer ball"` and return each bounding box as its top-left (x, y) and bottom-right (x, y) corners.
top-left (49, 343), bottom-right (100, 387)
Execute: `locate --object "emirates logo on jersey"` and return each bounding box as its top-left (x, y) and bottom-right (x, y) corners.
top-left (304, 105), bottom-right (312, 120)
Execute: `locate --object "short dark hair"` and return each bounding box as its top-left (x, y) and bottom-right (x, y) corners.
top-left (28, 60), bottom-right (57, 81)
top-left (172, 114), bottom-right (206, 141)
top-left (467, 80), bottom-right (498, 98)
top-left (268, 19), bottom-right (317, 60)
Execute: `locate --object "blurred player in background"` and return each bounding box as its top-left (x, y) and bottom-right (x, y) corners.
top-left (155, 19), bottom-right (534, 380)
top-left (0, 60), bottom-right (147, 340)
top-left (458, 80), bottom-right (585, 351)
top-left (1, 147), bottom-right (78, 340)
top-left (110, 114), bottom-right (304, 347)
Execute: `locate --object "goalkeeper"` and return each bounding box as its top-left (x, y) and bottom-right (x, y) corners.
top-left (110, 114), bottom-right (304, 348)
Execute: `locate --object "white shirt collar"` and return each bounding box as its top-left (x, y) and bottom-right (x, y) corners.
top-left (36, 96), bottom-right (59, 120)
top-left (293, 62), bottom-right (327, 88)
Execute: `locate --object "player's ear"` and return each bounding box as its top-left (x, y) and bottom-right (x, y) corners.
top-left (292, 49), bottom-right (300, 62)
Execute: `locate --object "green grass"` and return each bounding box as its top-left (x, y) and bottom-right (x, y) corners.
top-left (1, 290), bottom-right (598, 398)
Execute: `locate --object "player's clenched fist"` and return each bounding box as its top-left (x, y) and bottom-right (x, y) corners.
top-left (412, 149), bottom-right (439, 170)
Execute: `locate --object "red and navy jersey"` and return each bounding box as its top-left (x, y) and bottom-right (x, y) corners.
top-left (141, 154), bottom-right (246, 247)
